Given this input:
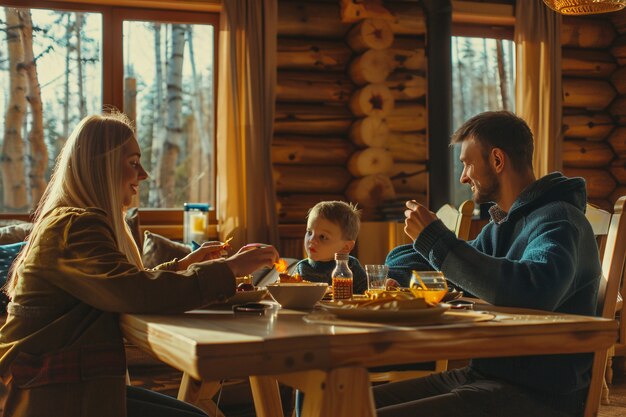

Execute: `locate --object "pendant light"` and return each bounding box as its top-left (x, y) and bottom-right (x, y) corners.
top-left (542, 0), bottom-right (626, 15)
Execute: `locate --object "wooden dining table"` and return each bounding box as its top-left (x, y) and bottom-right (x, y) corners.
top-left (120, 303), bottom-right (617, 417)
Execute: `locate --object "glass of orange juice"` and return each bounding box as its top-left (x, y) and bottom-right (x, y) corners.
top-left (409, 271), bottom-right (448, 304)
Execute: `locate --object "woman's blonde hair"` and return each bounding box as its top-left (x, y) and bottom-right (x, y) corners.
top-left (5, 112), bottom-right (143, 296)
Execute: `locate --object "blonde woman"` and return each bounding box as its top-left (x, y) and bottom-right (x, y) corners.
top-left (0, 113), bottom-right (278, 417)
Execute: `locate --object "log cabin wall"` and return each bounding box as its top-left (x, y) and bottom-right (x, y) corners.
top-left (274, 0), bottom-right (428, 258)
top-left (561, 13), bottom-right (626, 211)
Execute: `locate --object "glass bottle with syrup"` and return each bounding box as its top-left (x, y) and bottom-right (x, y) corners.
top-left (332, 252), bottom-right (353, 300)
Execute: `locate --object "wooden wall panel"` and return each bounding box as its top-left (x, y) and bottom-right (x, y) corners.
top-left (562, 14), bottom-right (624, 210)
top-left (274, 0), bottom-right (428, 225)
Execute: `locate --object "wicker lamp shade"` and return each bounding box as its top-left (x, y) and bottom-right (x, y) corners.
top-left (542, 0), bottom-right (626, 15)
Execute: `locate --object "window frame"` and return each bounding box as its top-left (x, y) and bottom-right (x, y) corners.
top-left (1, 0), bottom-right (220, 235)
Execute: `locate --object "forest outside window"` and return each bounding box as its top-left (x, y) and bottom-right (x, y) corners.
top-left (0, 2), bottom-right (218, 222)
top-left (450, 34), bottom-right (515, 210)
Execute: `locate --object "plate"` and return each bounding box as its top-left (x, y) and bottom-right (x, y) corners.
top-left (318, 302), bottom-right (450, 324)
top-left (219, 289), bottom-right (268, 306)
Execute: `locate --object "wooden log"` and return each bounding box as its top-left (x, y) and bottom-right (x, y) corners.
top-left (350, 117), bottom-right (389, 148)
top-left (611, 35), bottom-right (626, 66)
top-left (386, 103), bottom-right (427, 132)
top-left (386, 2), bottom-right (426, 36)
top-left (562, 78), bottom-right (616, 110)
top-left (609, 96), bottom-right (626, 125)
top-left (274, 165), bottom-right (352, 193)
top-left (272, 136), bottom-right (354, 165)
top-left (562, 112), bottom-right (615, 141)
top-left (348, 49), bottom-right (394, 85)
top-left (385, 71), bottom-right (426, 101)
top-left (387, 132), bottom-right (427, 162)
top-left (561, 16), bottom-right (616, 49)
top-left (274, 103), bottom-right (353, 135)
top-left (277, 71), bottom-right (354, 103)
top-left (562, 167), bottom-right (616, 199)
top-left (348, 147), bottom-right (394, 176)
top-left (350, 84), bottom-right (395, 117)
top-left (608, 127), bottom-right (626, 158)
top-left (610, 159), bottom-right (626, 184)
top-left (277, 193), bottom-right (344, 223)
top-left (563, 140), bottom-right (615, 168)
top-left (277, 39), bottom-right (352, 71)
top-left (611, 10), bottom-right (626, 35)
top-left (389, 38), bottom-right (426, 71)
top-left (278, 1), bottom-right (349, 39)
top-left (562, 48), bottom-right (616, 79)
top-left (340, 0), bottom-right (393, 23)
top-left (345, 174), bottom-right (396, 207)
top-left (347, 19), bottom-right (394, 52)
top-left (390, 163), bottom-right (427, 193)
top-left (611, 66), bottom-right (626, 95)
top-left (611, 186), bottom-right (626, 204)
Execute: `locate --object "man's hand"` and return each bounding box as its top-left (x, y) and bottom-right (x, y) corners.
top-left (404, 200), bottom-right (438, 241)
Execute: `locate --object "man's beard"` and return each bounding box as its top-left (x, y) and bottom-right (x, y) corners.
top-left (472, 170), bottom-right (499, 204)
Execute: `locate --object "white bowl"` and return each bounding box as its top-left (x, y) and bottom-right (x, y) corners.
top-left (267, 283), bottom-right (329, 309)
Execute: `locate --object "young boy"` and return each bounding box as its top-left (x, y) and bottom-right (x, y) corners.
top-left (294, 200), bottom-right (367, 294)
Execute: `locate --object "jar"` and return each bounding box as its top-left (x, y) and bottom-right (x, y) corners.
top-left (331, 252), bottom-right (353, 300)
top-left (183, 203), bottom-right (210, 245)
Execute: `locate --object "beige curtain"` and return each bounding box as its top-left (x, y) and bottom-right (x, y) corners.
top-left (216, 0), bottom-right (279, 248)
top-left (514, 1), bottom-right (562, 178)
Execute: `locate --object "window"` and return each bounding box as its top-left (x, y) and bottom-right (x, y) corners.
top-left (450, 36), bottom-right (516, 209)
top-left (0, 1), bottom-right (218, 219)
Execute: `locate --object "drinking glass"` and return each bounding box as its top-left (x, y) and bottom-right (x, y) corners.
top-left (365, 264), bottom-right (389, 295)
top-left (409, 271), bottom-right (448, 304)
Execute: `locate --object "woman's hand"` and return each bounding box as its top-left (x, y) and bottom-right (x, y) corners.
top-left (224, 244), bottom-right (280, 277)
top-left (177, 241), bottom-right (231, 270)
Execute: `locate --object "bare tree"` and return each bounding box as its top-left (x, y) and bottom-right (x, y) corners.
top-left (156, 24), bottom-right (185, 206)
top-left (186, 26), bottom-right (210, 203)
top-left (496, 39), bottom-right (509, 110)
top-left (63, 12), bottom-right (73, 139)
top-left (149, 22), bottom-right (165, 206)
top-left (75, 12), bottom-right (86, 118)
top-left (19, 9), bottom-right (47, 206)
top-left (1, 8), bottom-right (28, 211)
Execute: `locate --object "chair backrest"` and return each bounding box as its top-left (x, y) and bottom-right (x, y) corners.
top-left (584, 196), bottom-right (626, 417)
top-left (586, 200), bottom-right (626, 319)
top-left (435, 200), bottom-right (475, 240)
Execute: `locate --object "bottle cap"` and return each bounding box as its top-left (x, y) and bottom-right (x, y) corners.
top-left (334, 253), bottom-right (349, 261)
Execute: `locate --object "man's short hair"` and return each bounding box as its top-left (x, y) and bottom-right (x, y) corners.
top-left (307, 201), bottom-right (361, 241)
top-left (450, 111), bottom-right (534, 171)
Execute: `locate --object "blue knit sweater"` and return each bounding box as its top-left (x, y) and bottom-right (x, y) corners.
top-left (386, 172), bottom-right (602, 411)
top-left (295, 256), bottom-right (368, 294)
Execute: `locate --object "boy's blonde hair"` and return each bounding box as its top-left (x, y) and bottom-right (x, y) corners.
top-left (306, 201), bottom-right (361, 240)
top-left (5, 112), bottom-right (143, 296)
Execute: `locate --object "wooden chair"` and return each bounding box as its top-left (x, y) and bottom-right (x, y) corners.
top-left (584, 196), bottom-right (626, 417)
top-left (435, 199), bottom-right (475, 241)
top-left (606, 196), bottom-right (626, 392)
top-left (369, 199), bottom-right (475, 384)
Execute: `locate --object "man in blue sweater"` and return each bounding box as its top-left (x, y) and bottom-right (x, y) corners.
top-left (376, 111), bottom-right (602, 417)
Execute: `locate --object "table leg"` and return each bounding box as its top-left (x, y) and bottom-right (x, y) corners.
top-left (272, 368), bottom-right (376, 417)
top-left (177, 373), bottom-right (225, 417)
top-left (317, 368), bottom-right (376, 417)
top-left (249, 375), bottom-right (285, 417)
